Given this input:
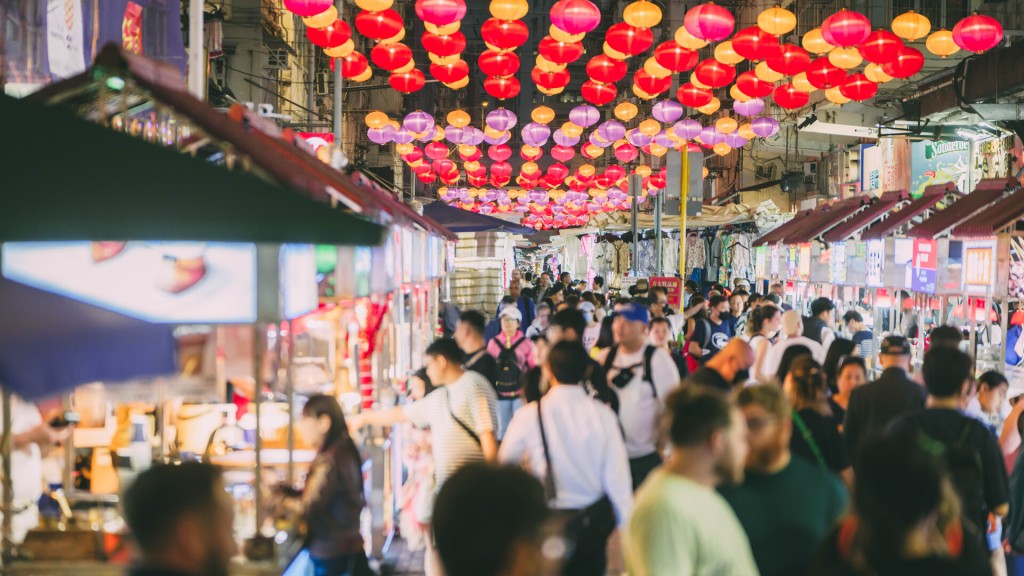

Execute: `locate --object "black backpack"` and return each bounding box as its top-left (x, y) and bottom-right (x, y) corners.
top-left (603, 345), bottom-right (659, 398)
top-left (924, 420), bottom-right (988, 529)
top-left (494, 337), bottom-right (527, 397)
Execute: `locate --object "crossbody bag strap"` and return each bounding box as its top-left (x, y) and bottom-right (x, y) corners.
top-left (537, 398), bottom-right (558, 502)
top-left (465, 349), bottom-right (487, 367)
top-left (791, 410), bottom-right (827, 470)
top-left (446, 388), bottom-right (481, 447)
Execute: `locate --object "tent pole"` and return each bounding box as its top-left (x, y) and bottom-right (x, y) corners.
top-left (253, 324), bottom-right (264, 534)
top-left (1, 385), bottom-right (11, 564)
top-left (332, 0), bottom-right (344, 153)
top-left (654, 191), bottom-right (663, 275)
top-left (630, 175), bottom-right (640, 277)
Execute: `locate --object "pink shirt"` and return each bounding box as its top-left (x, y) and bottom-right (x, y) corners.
top-left (487, 331), bottom-right (536, 371)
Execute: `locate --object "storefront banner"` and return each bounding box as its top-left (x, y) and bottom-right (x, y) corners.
top-left (798, 243), bottom-right (812, 282)
top-left (810, 244), bottom-right (831, 284)
top-left (770, 244), bottom-right (780, 277)
top-left (911, 239), bottom-right (938, 294)
top-left (831, 242), bottom-right (847, 285)
top-left (910, 140), bottom-right (970, 198)
top-left (787, 245), bottom-right (798, 281)
top-left (298, 132), bottom-right (335, 152)
top-left (846, 241), bottom-right (867, 286)
top-left (884, 238), bottom-right (913, 290)
top-left (1010, 237), bottom-right (1024, 300)
top-left (866, 240), bottom-right (884, 287)
top-left (755, 246), bottom-right (767, 281)
top-left (860, 143), bottom-right (882, 195)
top-left (972, 135), bottom-right (1020, 191)
top-left (651, 276), bottom-right (683, 309)
top-left (280, 244), bottom-right (318, 319)
top-left (936, 239), bottom-right (964, 295)
top-left (46, 0), bottom-right (87, 79)
top-left (881, 137), bottom-right (911, 194)
top-left (963, 238), bottom-right (997, 296)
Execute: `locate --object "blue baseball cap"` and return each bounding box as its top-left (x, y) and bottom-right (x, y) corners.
top-left (617, 302), bottom-right (649, 324)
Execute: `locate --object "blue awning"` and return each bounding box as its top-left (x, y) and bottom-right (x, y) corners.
top-left (0, 278), bottom-right (177, 400)
top-left (422, 202), bottom-right (535, 235)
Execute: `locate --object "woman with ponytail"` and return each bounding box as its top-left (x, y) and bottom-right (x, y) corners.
top-left (748, 304), bottom-right (783, 384)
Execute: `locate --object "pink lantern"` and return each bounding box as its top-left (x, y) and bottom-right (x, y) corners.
top-left (823, 9), bottom-right (871, 47)
top-left (683, 2), bottom-right (735, 42)
top-left (283, 0), bottom-right (333, 17)
top-left (952, 13), bottom-right (1004, 53)
top-left (550, 0), bottom-right (601, 35)
top-left (414, 0), bottom-right (467, 26)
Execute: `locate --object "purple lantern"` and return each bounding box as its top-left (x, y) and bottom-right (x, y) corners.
top-left (699, 126), bottom-right (725, 145)
top-left (462, 128), bottom-right (485, 146)
top-left (403, 111), bottom-right (435, 134)
top-left (480, 204), bottom-right (494, 214)
top-left (734, 98), bottom-right (765, 117)
top-left (393, 128), bottom-right (414, 144)
top-left (521, 122), bottom-right (552, 146)
top-left (553, 129), bottom-right (581, 147)
top-left (367, 125), bottom-right (395, 145)
top-left (673, 119), bottom-right (702, 140)
top-left (483, 130), bottom-right (511, 146)
top-left (596, 120), bottom-right (626, 142)
top-left (751, 116), bottom-right (780, 138)
top-left (626, 129), bottom-right (652, 147)
top-left (569, 105), bottom-right (600, 127)
top-left (486, 108), bottom-right (518, 131)
top-left (725, 132), bottom-right (749, 148)
top-left (444, 125), bottom-right (465, 144)
top-left (654, 131), bottom-right (673, 148)
top-left (589, 132), bottom-right (614, 148)
top-left (652, 100), bottom-right (684, 123)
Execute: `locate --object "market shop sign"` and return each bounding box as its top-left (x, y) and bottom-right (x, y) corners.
top-left (911, 239), bottom-right (938, 294)
top-left (963, 238), bottom-right (997, 296)
top-left (650, 276), bottom-right (682, 309)
top-left (865, 239), bottom-right (884, 288)
top-left (831, 242), bottom-right (847, 285)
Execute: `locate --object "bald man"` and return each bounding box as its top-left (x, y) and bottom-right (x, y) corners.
top-left (761, 311), bottom-right (826, 379)
top-left (685, 339), bottom-right (755, 393)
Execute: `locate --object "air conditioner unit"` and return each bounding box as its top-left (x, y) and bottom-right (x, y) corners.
top-left (315, 71), bottom-right (330, 96)
top-left (266, 48), bottom-right (289, 70)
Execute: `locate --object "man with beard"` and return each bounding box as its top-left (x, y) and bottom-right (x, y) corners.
top-left (624, 387), bottom-right (758, 576)
top-left (719, 384), bottom-right (847, 576)
top-left (123, 463), bottom-right (238, 576)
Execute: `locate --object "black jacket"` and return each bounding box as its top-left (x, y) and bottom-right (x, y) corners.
top-left (844, 367), bottom-right (925, 462)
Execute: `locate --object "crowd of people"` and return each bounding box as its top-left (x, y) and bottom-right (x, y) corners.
top-left (115, 273), bottom-right (1024, 576)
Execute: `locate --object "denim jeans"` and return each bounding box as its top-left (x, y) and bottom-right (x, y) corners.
top-left (311, 553), bottom-right (369, 576)
top-left (496, 397), bottom-right (523, 440)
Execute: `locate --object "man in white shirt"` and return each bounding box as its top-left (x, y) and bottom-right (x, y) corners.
top-left (625, 386), bottom-right (759, 576)
top-left (501, 341), bottom-right (633, 576)
top-left (596, 303), bottom-right (681, 489)
top-left (761, 311), bottom-right (826, 380)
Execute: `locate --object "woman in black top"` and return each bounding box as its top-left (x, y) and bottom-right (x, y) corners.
top-left (785, 356), bottom-right (850, 474)
top-left (823, 338), bottom-right (857, 394)
top-left (829, 357), bottom-right (867, 429)
top-left (293, 395), bottom-right (369, 576)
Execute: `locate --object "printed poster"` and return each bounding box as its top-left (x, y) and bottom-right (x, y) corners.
top-left (47, 0), bottom-right (87, 79)
top-left (910, 140), bottom-right (970, 198)
top-left (911, 239), bottom-right (938, 294)
top-left (866, 240), bottom-right (884, 288)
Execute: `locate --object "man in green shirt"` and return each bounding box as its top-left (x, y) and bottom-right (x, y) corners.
top-left (625, 387), bottom-right (759, 576)
top-left (720, 384), bottom-right (848, 576)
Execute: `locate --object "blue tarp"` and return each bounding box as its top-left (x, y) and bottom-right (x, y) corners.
top-left (422, 202), bottom-right (535, 235)
top-left (0, 278), bottom-right (177, 400)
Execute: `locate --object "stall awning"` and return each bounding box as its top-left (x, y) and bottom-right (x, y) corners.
top-left (907, 178), bottom-right (1017, 238)
top-left (0, 278), bottom-right (177, 400)
top-left (952, 184), bottom-right (1024, 237)
top-left (422, 202), bottom-right (536, 234)
top-left (821, 190), bottom-right (910, 243)
top-left (752, 209), bottom-right (816, 247)
top-left (783, 196), bottom-right (871, 244)
top-left (0, 94), bottom-right (386, 245)
top-left (861, 183), bottom-right (953, 240)
top-left (29, 45), bottom-right (454, 242)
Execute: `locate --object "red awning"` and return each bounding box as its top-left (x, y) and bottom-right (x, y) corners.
top-left (821, 190), bottom-right (910, 243)
top-left (952, 185), bottom-right (1024, 237)
top-left (782, 196), bottom-right (872, 244)
top-left (906, 178), bottom-right (1017, 239)
top-left (753, 208), bottom-right (817, 247)
top-left (860, 183), bottom-right (952, 240)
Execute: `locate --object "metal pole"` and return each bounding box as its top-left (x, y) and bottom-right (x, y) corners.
top-left (680, 152), bottom-right (689, 280)
top-left (332, 0), bottom-right (344, 150)
top-left (2, 386), bottom-right (12, 565)
top-left (1001, 295), bottom-right (1010, 374)
top-left (629, 175), bottom-right (640, 277)
top-left (187, 0), bottom-right (205, 100)
top-left (253, 324), bottom-right (264, 534)
top-left (286, 322), bottom-right (295, 487)
top-left (654, 190), bottom-right (663, 275)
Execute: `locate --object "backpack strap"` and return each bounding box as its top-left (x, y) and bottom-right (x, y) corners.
top-left (603, 345), bottom-right (619, 371)
top-left (699, 318), bottom-right (713, 351)
top-left (791, 410), bottom-right (828, 470)
top-left (445, 388), bottom-right (481, 447)
top-left (508, 337), bottom-right (526, 352)
top-left (537, 397), bottom-right (557, 502)
top-left (643, 345), bottom-right (659, 400)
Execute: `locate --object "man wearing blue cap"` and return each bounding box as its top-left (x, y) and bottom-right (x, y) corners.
top-left (597, 302), bottom-right (682, 489)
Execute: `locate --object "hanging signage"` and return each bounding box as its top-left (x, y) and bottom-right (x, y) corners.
top-left (866, 239), bottom-right (885, 287)
top-left (936, 239), bottom-right (964, 295)
top-left (846, 241), bottom-right (867, 286)
top-left (910, 140), bottom-right (970, 198)
top-left (798, 243), bottom-right (812, 282)
top-left (911, 239), bottom-right (938, 294)
top-left (787, 245), bottom-right (799, 280)
top-left (770, 244), bottom-right (780, 277)
top-left (810, 243), bottom-right (831, 284)
top-left (650, 276), bottom-right (683, 309)
top-left (831, 243), bottom-right (847, 285)
top-left (1011, 237), bottom-right (1024, 300)
top-left (884, 238), bottom-right (914, 290)
top-left (755, 246), bottom-right (768, 281)
top-left (280, 244), bottom-right (318, 319)
top-left (963, 238), bottom-right (997, 296)
top-left (860, 143), bottom-right (882, 195)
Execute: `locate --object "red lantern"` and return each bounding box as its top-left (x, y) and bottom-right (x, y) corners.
top-left (551, 146), bottom-right (576, 162)
top-left (731, 26), bottom-right (779, 61)
top-left (421, 31), bottom-right (467, 56)
top-left (606, 23), bottom-right (653, 56)
top-left (429, 59), bottom-right (469, 83)
top-left (478, 50), bottom-right (520, 77)
top-left (823, 9), bottom-right (871, 47)
top-left (858, 29), bottom-right (903, 64)
top-left (953, 13), bottom-right (1003, 53)
top-left (306, 20), bottom-right (351, 48)
top-left (402, 147), bottom-right (423, 163)
top-left (484, 75), bottom-right (521, 99)
top-left (586, 55), bottom-right (628, 83)
top-left (653, 41), bottom-right (698, 73)
top-left (488, 144), bottom-right (513, 162)
top-left (581, 80), bottom-right (617, 105)
top-left (683, 2), bottom-right (735, 42)
top-left (284, 0), bottom-right (333, 17)
top-left (548, 163), bottom-right (570, 181)
top-left (538, 37), bottom-right (585, 64)
top-left (338, 51), bottom-right (370, 78)
top-left (677, 82), bottom-right (713, 107)
top-left (531, 68), bottom-right (571, 89)
top-left (550, 0), bottom-right (601, 35)
top-left (414, 0), bottom-right (467, 26)
top-left (370, 42), bottom-right (413, 71)
top-left (694, 58), bottom-right (735, 87)
top-left (418, 172), bottom-right (437, 184)
top-left (389, 68), bottom-right (426, 92)
top-left (805, 57), bottom-right (847, 89)
top-left (839, 73), bottom-right (878, 101)
top-left (633, 69), bottom-right (672, 94)
top-left (354, 9), bottom-right (403, 40)
top-left (735, 70), bottom-right (774, 98)
top-left (765, 44), bottom-right (810, 76)
top-left (614, 142), bottom-right (638, 163)
top-left (424, 142), bottom-right (449, 159)
top-left (521, 148), bottom-right (544, 162)
top-left (774, 83), bottom-right (809, 109)
top-left (480, 18), bottom-right (529, 49)
top-left (881, 45), bottom-right (924, 78)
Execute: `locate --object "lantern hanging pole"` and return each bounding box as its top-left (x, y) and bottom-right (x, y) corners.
top-left (333, 0), bottom-right (344, 152)
top-left (629, 174), bottom-right (641, 276)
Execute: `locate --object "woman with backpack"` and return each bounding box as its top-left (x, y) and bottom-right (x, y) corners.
top-left (486, 306), bottom-right (536, 440)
